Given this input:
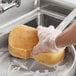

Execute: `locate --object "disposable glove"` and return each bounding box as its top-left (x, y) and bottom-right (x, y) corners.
top-left (32, 25), bottom-right (65, 55)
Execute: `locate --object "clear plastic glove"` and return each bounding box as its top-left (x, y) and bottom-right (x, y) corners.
top-left (32, 25), bottom-right (64, 55)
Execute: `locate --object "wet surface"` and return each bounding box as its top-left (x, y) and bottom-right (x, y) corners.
top-left (0, 31), bottom-right (75, 76)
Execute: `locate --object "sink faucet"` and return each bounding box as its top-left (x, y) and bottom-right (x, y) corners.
top-left (0, 0), bottom-right (21, 14)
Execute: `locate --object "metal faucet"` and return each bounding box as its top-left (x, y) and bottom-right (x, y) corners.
top-left (0, 0), bottom-right (21, 14)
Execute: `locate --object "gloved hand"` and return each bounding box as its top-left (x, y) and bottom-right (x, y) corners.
top-left (32, 25), bottom-right (65, 55)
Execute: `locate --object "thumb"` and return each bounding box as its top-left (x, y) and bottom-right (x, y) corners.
top-left (32, 43), bottom-right (41, 55)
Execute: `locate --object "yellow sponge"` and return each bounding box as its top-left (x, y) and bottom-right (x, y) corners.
top-left (8, 25), bottom-right (38, 59)
top-left (8, 25), bottom-right (65, 65)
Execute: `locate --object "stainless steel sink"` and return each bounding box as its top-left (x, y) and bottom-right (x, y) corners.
top-left (0, 0), bottom-right (76, 76)
top-left (0, 0), bottom-right (76, 33)
top-left (25, 14), bottom-right (62, 28)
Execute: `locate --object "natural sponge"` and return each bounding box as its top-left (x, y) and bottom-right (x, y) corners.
top-left (8, 25), bottom-right (65, 65)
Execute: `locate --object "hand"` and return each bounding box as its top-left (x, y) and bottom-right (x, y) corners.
top-left (32, 26), bottom-right (63, 55)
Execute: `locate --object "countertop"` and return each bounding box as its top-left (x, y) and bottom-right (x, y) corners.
top-left (64, 0), bottom-right (76, 4)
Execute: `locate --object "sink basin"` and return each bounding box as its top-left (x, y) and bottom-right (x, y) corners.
top-left (25, 14), bottom-right (62, 28)
top-left (0, 0), bottom-right (76, 76)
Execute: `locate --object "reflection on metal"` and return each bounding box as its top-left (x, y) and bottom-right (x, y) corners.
top-left (0, 8), bottom-right (37, 33)
top-left (34, 0), bottom-right (42, 25)
top-left (0, 5), bottom-right (4, 14)
top-left (0, 0), bottom-right (21, 14)
top-left (41, 9), bottom-right (65, 21)
top-left (57, 8), bottom-right (76, 31)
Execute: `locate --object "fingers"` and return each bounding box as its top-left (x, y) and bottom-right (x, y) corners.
top-left (37, 26), bottom-right (54, 41)
top-left (32, 42), bottom-right (48, 55)
top-left (48, 25), bottom-right (55, 29)
top-left (32, 42), bottom-right (42, 55)
top-left (37, 25), bottom-right (42, 30)
top-left (32, 26), bottom-right (55, 55)
top-left (32, 26), bottom-right (62, 55)
top-left (37, 25), bottom-right (55, 30)
top-left (37, 25), bottom-right (55, 36)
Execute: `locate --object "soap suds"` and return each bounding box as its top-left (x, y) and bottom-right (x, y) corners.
top-left (8, 48), bottom-right (74, 76)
